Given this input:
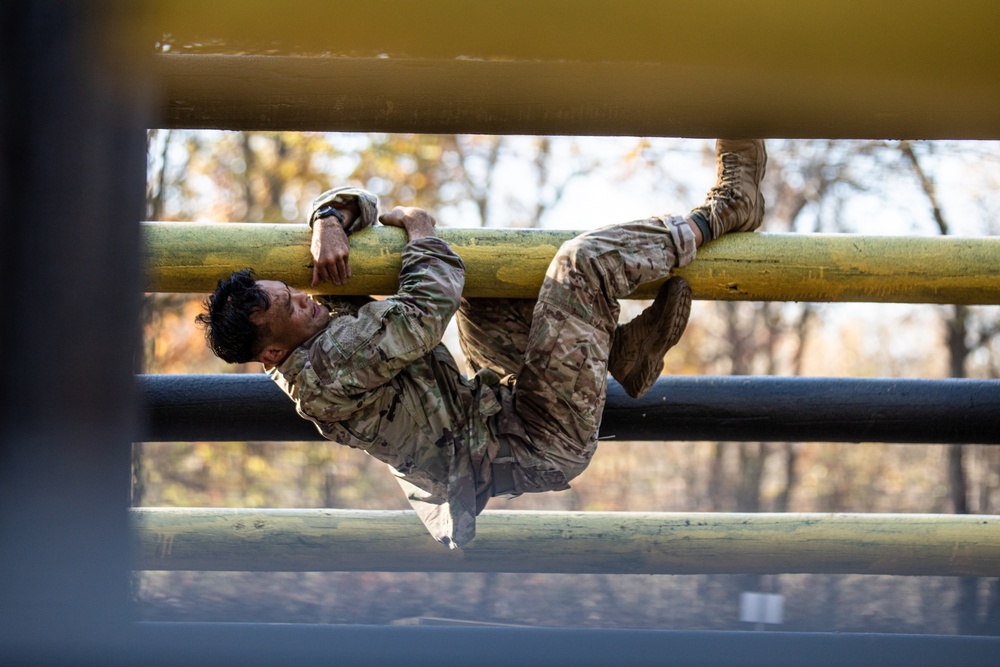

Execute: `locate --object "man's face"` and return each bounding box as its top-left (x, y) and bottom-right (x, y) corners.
top-left (252, 280), bottom-right (330, 361)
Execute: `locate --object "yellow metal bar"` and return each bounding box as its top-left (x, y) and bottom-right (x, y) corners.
top-left (133, 508), bottom-right (1000, 576)
top-left (147, 0), bottom-right (996, 67)
top-left (156, 53), bottom-right (1000, 140)
top-left (142, 222), bottom-right (1000, 304)
top-left (146, 0), bottom-right (1000, 139)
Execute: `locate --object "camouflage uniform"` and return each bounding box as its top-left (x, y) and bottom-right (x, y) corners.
top-left (270, 189), bottom-right (696, 548)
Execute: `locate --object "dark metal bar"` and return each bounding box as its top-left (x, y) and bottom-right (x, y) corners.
top-left (138, 374), bottom-right (1000, 444)
top-left (126, 623), bottom-right (1000, 667)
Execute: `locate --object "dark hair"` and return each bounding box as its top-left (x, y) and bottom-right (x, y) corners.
top-left (195, 268), bottom-right (272, 364)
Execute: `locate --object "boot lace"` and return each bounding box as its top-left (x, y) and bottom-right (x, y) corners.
top-left (706, 153), bottom-right (744, 205)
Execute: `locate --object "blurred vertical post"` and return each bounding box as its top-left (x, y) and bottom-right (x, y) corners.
top-left (0, 0), bottom-right (150, 659)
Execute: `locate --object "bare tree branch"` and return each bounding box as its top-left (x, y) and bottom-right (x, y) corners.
top-left (900, 141), bottom-right (950, 235)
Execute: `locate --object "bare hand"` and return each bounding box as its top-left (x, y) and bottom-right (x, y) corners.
top-left (311, 218), bottom-right (352, 286)
top-left (379, 206), bottom-right (437, 241)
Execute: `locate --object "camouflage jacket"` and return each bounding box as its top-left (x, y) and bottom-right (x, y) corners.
top-left (269, 236), bottom-right (504, 548)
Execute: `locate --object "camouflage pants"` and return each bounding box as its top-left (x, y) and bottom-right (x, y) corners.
top-left (457, 214), bottom-right (697, 493)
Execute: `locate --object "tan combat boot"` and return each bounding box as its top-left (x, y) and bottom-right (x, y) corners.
top-left (608, 276), bottom-right (691, 399)
top-left (690, 139), bottom-right (767, 240)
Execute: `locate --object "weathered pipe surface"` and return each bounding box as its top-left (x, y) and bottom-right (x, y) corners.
top-left (132, 508), bottom-right (1000, 576)
top-left (142, 223), bottom-right (1000, 304)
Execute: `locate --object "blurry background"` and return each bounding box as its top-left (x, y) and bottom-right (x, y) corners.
top-left (135, 132), bottom-right (1000, 634)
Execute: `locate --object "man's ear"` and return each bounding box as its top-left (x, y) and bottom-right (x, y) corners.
top-left (257, 345), bottom-right (287, 367)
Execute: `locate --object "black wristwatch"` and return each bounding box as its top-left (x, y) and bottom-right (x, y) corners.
top-left (313, 205), bottom-right (346, 226)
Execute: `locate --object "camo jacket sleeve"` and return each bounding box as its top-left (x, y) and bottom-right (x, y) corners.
top-left (309, 186), bottom-right (379, 236)
top-left (295, 236), bottom-right (465, 419)
top-left (270, 235), bottom-right (480, 548)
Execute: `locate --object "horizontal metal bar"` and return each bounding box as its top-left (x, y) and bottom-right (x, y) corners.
top-left (132, 508), bottom-right (1000, 576)
top-left (146, 0), bottom-right (1000, 139)
top-left (137, 374), bottom-right (1000, 444)
top-left (148, 0), bottom-right (999, 68)
top-left (142, 223), bottom-right (1000, 304)
top-left (129, 623), bottom-right (1000, 667)
top-left (154, 54), bottom-right (1000, 140)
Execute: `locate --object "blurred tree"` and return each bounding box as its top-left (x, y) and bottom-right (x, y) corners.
top-left (900, 140), bottom-right (1000, 634)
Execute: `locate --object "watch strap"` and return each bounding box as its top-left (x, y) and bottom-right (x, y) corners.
top-left (312, 204), bottom-right (346, 226)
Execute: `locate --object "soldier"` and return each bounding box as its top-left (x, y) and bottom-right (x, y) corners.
top-left (196, 139), bottom-right (766, 548)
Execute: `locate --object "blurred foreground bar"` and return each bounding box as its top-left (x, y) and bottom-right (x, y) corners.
top-left (132, 508), bottom-right (1000, 576)
top-left (148, 0), bottom-right (1000, 139)
top-left (138, 374), bottom-right (1000, 445)
top-left (130, 623), bottom-right (1000, 667)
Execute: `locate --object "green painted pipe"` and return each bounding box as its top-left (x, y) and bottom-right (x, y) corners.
top-left (132, 508), bottom-right (1000, 576)
top-left (142, 221), bottom-right (1000, 304)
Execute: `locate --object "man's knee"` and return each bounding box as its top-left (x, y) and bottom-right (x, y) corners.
top-left (552, 234), bottom-right (630, 298)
